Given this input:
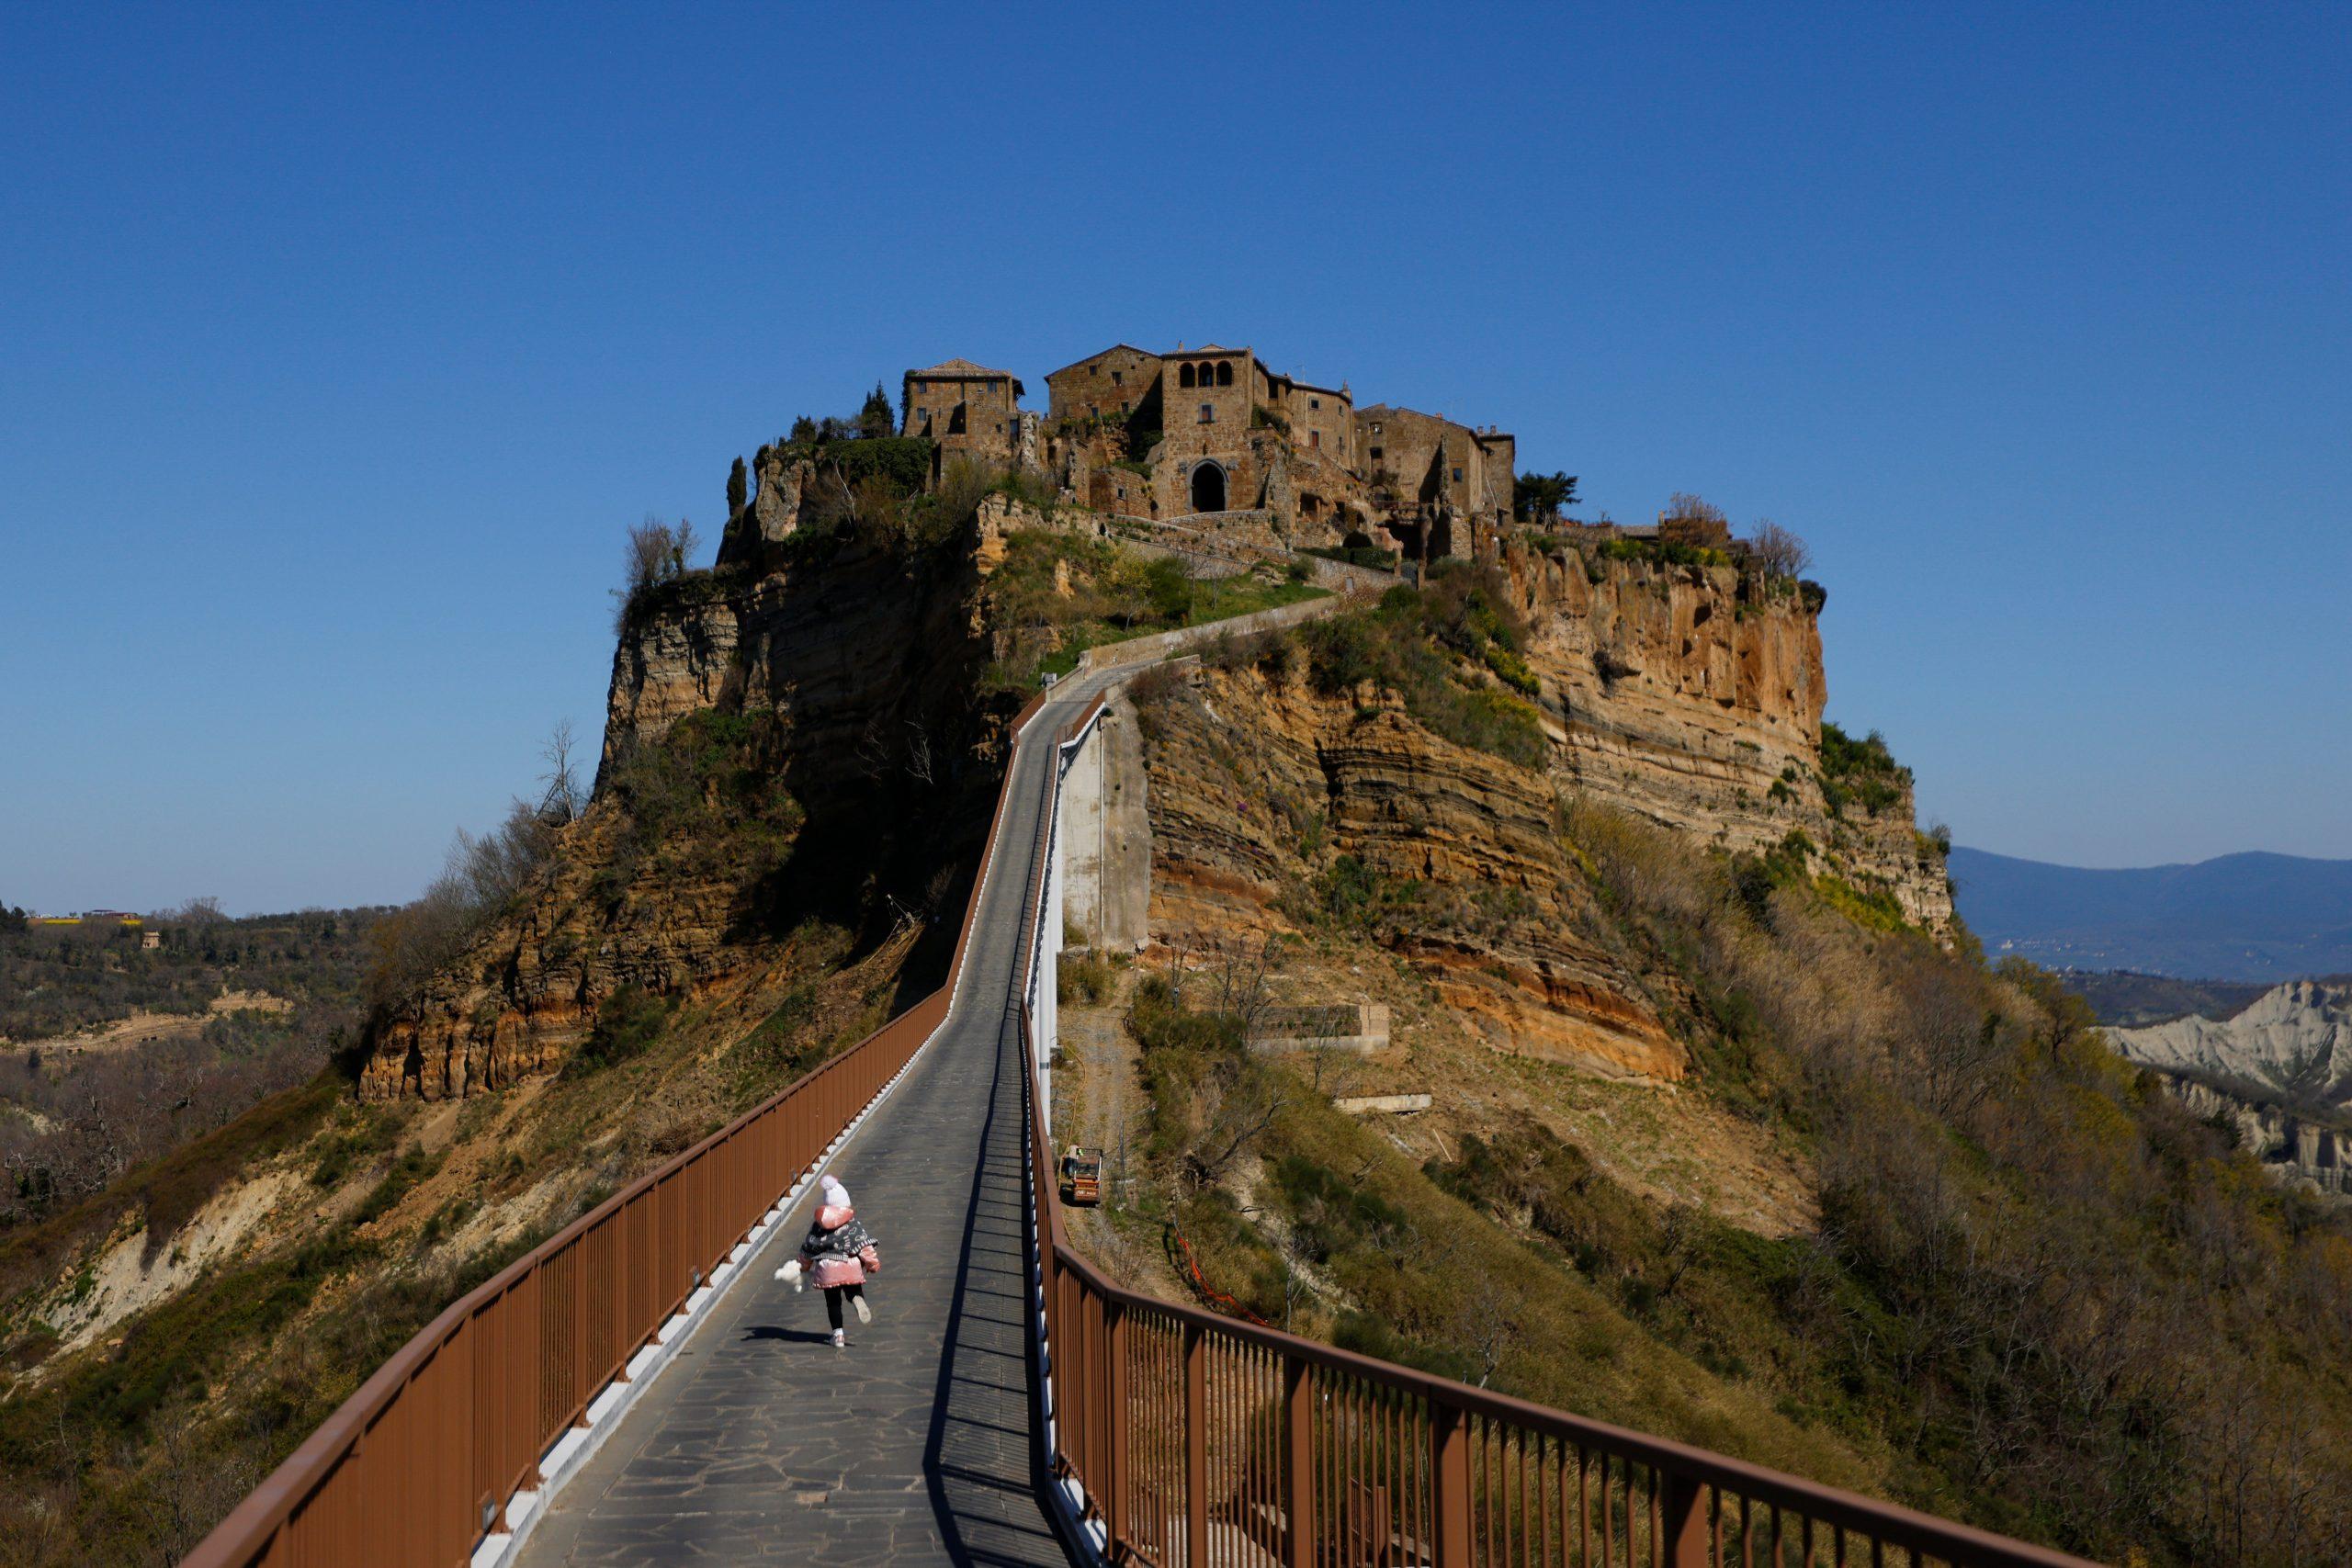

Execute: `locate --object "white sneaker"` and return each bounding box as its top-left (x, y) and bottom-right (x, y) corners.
top-left (854, 1294), bottom-right (872, 1325)
top-left (831, 1329), bottom-right (845, 1348)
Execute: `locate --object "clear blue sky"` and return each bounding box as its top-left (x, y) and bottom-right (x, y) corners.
top-left (3, 4), bottom-right (2346, 914)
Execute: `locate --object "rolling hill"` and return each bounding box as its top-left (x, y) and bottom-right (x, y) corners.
top-left (1950, 847), bottom-right (2352, 981)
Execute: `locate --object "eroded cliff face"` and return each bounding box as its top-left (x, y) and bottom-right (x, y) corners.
top-left (1132, 548), bottom-right (1952, 1085)
top-left (1502, 546), bottom-right (1952, 929)
top-left (1142, 670), bottom-right (1687, 1081)
top-left (2159, 1074), bottom-right (2352, 1196)
top-left (364, 535), bottom-right (995, 1100)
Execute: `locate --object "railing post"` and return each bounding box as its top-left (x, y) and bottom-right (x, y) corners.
top-left (1183, 1323), bottom-right (1207, 1568)
top-left (1283, 1352), bottom-right (1312, 1568)
top-left (1662, 1468), bottom-right (1708, 1568)
top-left (1430, 1401), bottom-right (1471, 1568)
top-left (1105, 1300), bottom-right (1129, 1553)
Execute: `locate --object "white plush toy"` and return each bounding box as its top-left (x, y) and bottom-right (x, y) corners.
top-left (775, 1258), bottom-right (804, 1291)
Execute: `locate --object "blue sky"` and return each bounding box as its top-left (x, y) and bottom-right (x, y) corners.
top-left (2, 3), bottom-right (2346, 913)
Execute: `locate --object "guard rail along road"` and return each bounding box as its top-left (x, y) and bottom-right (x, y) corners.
top-left (187, 592), bottom-right (2108, 1568)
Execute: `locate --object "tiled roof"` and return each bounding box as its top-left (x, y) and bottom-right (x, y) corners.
top-left (908, 358), bottom-right (1015, 379)
top-left (1044, 344), bottom-right (1159, 379)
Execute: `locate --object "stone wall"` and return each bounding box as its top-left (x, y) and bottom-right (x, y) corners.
top-left (1277, 380), bottom-right (1356, 465)
top-left (1046, 345), bottom-right (1160, 424)
top-left (902, 373), bottom-right (1022, 463)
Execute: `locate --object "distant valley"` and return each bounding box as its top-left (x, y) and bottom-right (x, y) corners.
top-left (1950, 846), bottom-right (2352, 981)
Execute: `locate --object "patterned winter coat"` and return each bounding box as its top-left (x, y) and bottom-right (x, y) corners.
top-left (799, 1203), bottom-right (881, 1289)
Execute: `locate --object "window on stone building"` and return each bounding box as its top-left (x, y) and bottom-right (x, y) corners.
top-left (1199, 402), bottom-right (1215, 423)
top-left (1111, 371), bottom-right (1123, 386)
top-left (1309, 397), bottom-right (1320, 410)
top-left (1370, 446), bottom-right (1384, 461)
top-left (1453, 468), bottom-right (1464, 481)
top-left (1371, 422), bottom-right (1383, 434)
top-left (1309, 431), bottom-right (1320, 447)
top-left (1215, 363), bottom-right (1233, 386)
top-left (1180, 363), bottom-right (1197, 389)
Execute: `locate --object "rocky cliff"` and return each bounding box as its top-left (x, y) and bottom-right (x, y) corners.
top-left (2109, 979), bottom-right (2352, 1098)
top-left (1125, 547), bottom-right (1954, 1085)
top-left (2109, 980), bottom-right (2352, 1195)
top-left (1140, 670), bottom-right (1686, 1079)
top-left (2157, 1072), bottom-right (2352, 1196)
top-left (1501, 542), bottom-right (1951, 928)
top-left (363, 529), bottom-right (997, 1100)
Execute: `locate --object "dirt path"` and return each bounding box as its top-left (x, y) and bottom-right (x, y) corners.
top-left (6, 990), bottom-right (291, 1055)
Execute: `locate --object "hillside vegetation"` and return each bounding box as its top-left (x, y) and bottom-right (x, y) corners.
top-left (1060, 595), bottom-right (2352, 1568)
top-left (0, 484), bottom-right (1342, 1565)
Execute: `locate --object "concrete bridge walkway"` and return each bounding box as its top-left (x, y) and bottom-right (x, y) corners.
top-left (515, 672), bottom-right (1113, 1568)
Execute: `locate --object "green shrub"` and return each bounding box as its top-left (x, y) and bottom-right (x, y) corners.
top-left (351, 1144), bottom-right (442, 1226)
top-left (562, 985), bottom-right (671, 1078)
top-left (1302, 543), bottom-right (1398, 571)
top-left (1816, 722), bottom-right (1910, 818)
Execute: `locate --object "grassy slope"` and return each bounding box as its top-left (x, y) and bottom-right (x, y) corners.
top-left (1085, 597), bottom-right (2352, 1568)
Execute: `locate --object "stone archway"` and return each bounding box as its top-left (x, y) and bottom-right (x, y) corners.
top-left (1190, 462), bottom-right (1227, 513)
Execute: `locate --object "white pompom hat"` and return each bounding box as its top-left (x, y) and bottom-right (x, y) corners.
top-left (820, 1174), bottom-right (851, 1208)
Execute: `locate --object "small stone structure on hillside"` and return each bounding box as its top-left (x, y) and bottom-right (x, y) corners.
top-left (1246, 1002), bottom-right (1393, 1056)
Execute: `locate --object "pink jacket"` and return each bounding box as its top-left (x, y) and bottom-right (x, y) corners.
top-left (801, 1202), bottom-right (881, 1288)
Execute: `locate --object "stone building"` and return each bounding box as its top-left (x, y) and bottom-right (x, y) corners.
top-left (1042, 342), bottom-right (1513, 560)
top-left (899, 359), bottom-right (1024, 467)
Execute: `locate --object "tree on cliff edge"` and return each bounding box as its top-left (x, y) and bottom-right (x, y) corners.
top-left (1747, 521), bottom-right (1813, 581)
top-left (727, 455), bottom-right (748, 516)
top-left (1514, 471), bottom-right (1578, 522)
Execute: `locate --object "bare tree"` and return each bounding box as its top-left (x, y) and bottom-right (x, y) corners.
top-left (1662, 491), bottom-right (1728, 527)
top-left (1747, 521), bottom-right (1814, 581)
top-left (903, 721), bottom-right (936, 788)
top-left (623, 515), bottom-right (676, 595)
top-left (537, 719), bottom-right (584, 825)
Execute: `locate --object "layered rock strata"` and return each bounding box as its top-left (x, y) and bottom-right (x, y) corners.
top-left (1501, 544), bottom-right (1951, 929)
top-left (1140, 671), bottom-right (1687, 1081)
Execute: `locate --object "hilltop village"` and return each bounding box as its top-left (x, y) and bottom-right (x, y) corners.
top-left (907, 343), bottom-right (1525, 564)
top-left (723, 342), bottom-right (1765, 583)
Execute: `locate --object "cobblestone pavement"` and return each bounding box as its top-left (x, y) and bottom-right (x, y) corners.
top-left (517, 683), bottom-right (1095, 1567)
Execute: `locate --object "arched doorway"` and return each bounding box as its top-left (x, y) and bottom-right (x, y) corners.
top-left (1190, 462), bottom-right (1227, 513)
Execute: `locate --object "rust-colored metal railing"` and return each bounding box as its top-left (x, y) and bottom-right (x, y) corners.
top-left (1014, 703), bottom-right (2107, 1568)
top-left (186, 690), bottom-right (1057, 1568)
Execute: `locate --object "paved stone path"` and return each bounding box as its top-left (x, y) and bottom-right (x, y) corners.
top-left (517, 680), bottom-right (1103, 1567)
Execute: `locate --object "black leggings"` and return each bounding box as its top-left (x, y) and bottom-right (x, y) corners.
top-left (823, 1283), bottom-right (865, 1330)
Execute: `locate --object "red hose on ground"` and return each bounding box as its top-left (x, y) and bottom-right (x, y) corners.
top-left (1169, 1226), bottom-right (1272, 1327)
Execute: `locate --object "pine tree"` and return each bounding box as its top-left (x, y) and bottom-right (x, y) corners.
top-left (727, 455), bottom-right (748, 515)
top-left (858, 382), bottom-right (893, 438)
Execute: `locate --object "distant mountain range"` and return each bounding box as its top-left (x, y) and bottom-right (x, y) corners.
top-left (1949, 848), bottom-right (2352, 982)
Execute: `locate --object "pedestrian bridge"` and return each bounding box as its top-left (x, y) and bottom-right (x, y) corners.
top-left (186, 640), bottom-right (2098, 1568)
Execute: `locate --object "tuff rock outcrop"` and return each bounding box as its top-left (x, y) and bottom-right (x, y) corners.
top-left (363, 536), bottom-right (993, 1100)
top-left (1499, 543), bottom-right (1951, 930)
top-left (1132, 546), bottom-right (1953, 1085)
top-left (1141, 671), bottom-right (1686, 1079)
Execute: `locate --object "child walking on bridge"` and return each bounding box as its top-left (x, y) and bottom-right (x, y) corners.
top-left (775, 1174), bottom-right (881, 1348)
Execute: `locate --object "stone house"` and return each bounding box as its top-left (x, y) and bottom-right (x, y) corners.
top-left (899, 359), bottom-right (1024, 468)
top-left (953, 341), bottom-right (1525, 562)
